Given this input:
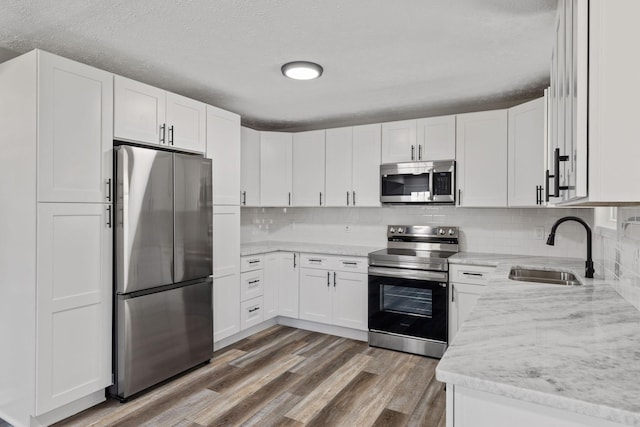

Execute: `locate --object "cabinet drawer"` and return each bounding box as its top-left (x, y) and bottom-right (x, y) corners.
top-left (241, 255), bottom-right (264, 272)
top-left (300, 254), bottom-right (331, 269)
top-left (332, 256), bottom-right (367, 274)
top-left (240, 270), bottom-right (264, 302)
top-left (449, 264), bottom-right (496, 285)
top-left (240, 296), bottom-right (264, 330)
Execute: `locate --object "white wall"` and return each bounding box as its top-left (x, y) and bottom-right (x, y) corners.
top-left (241, 206), bottom-right (594, 259)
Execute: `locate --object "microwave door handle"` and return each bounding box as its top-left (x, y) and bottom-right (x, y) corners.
top-left (428, 169), bottom-right (434, 201)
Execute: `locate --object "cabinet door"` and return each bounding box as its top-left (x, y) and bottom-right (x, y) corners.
top-left (36, 203), bottom-right (112, 414)
top-left (416, 115), bottom-right (456, 161)
top-left (292, 130), bottom-right (326, 206)
top-left (166, 92), bottom-right (206, 153)
top-left (114, 75), bottom-right (166, 146)
top-left (212, 206), bottom-right (240, 278)
top-left (333, 272), bottom-right (367, 330)
top-left (278, 252), bottom-right (300, 318)
top-left (381, 120), bottom-right (417, 163)
top-left (207, 106), bottom-right (241, 205)
top-left (352, 123), bottom-right (382, 207)
top-left (508, 98), bottom-right (545, 207)
top-left (260, 132), bottom-right (293, 206)
top-left (263, 252), bottom-right (279, 320)
top-left (325, 127), bottom-right (353, 207)
top-left (240, 127), bottom-right (261, 206)
top-left (449, 282), bottom-right (485, 343)
top-left (299, 268), bottom-right (332, 324)
top-left (213, 274), bottom-right (240, 342)
top-left (38, 51), bottom-right (113, 203)
top-left (456, 110), bottom-right (508, 207)
top-left (240, 297), bottom-right (264, 331)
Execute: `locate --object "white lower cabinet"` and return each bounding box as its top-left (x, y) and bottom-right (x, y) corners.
top-left (278, 252), bottom-right (300, 319)
top-left (299, 254), bottom-right (367, 331)
top-left (213, 206), bottom-right (240, 342)
top-left (448, 264), bottom-right (495, 343)
top-left (213, 274), bottom-right (240, 342)
top-left (241, 297), bottom-right (264, 330)
top-left (263, 252), bottom-right (280, 320)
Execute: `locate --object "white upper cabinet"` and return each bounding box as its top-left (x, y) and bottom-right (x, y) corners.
top-left (352, 123), bottom-right (382, 207)
top-left (38, 51), bottom-right (113, 203)
top-left (456, 110), bottom-right (508, 207)
top-left (325, 124), bottom-right (381, 207)
top-left (325, 127), bottom-right (353, 207)
top-left (416, 115), bottom-right (456, 160)
top-left (292, 130), bottom-right (326, 206)
top-left (381, 119), bottom-right (417, 163)
top-left (260, 131), bottom-right (293, 207)
top-left (166, 92), bottom-right (206, 153)
top-left (240, 127), bottom-right (261, 206)
top-left (206, 105), bottom-right (241, 205)
top-left (508, 97), bottom-right (546, 207)
top-left (114, 76), bottom-right (206, 153)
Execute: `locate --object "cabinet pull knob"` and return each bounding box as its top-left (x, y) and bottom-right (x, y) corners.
top-left (106, 205), bottom-right (112, 228)
top-left (169, 125), bottom-right (175, 145)
top-left (418, 145), bottom-right (422, 160)
top-left (160, 124), bottom-right (166, 144)
top-left (106, 179), bottom-right (112, 202)
top-left (411, 145), bottom-right (415, 160)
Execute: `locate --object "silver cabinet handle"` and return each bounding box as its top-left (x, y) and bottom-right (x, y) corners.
top-left (106, 179), bottom-right (112, 202)
top-left (333, 271), bottom-right (336, 287)
top-left (160, 124), bottom-right (166, 144)
top-left (169, 125), bottom-right (175, 145)
top-left (106, 205), bottom-right (112, 228)
top-left (346, 191), bottom-right (350, 206)
top-left (327, 271), bottom-right (330, 287)
top-left (411, 145), bottom-right (415, 160)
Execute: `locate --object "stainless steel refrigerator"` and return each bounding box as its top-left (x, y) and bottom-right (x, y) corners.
top-left (110, 145), bottom-right (213, 401)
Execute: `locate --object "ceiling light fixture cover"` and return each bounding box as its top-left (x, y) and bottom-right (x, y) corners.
top-left (281, 61), bottom-right (323, 80)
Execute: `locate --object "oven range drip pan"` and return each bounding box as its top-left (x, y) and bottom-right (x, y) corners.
top-left (368, 330), bottom-right (447, 359)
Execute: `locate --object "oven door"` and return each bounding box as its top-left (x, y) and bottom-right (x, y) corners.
top-left (368, 266), bottom-right (448, 343)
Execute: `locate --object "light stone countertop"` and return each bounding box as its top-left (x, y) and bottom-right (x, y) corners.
top-left (240, 240), bottom-right (383, 258)
top-left (436, 255), bottom-right (640, 426)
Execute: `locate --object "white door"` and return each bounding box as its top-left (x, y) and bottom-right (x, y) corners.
top-left (213, 274), bottom-right (240, 342)
top-left (212, 206), bottom-right (240, 278)
top-left (36, 203), bottom-right (112, 415)
top-left (166, 92), bottom-right (206, 153)
top-left (260, 132), bottom-right (293, 206)
top-left (381, 120), bottom-right (417, 163)
top-left (325, 127), bottom-right (353, 207)
top-left (299, 268), bottom-right (332, 324)
top-left (38, 51), bottom-right (113, 203)
top-left (416, 115), bottom-right (456, 161)
top-left (352, 123), bottom-right (382, 207)
top-left (292, 130), bottom-right (326, 206)
top-left (333, 272), bottom-right (367, 330)
top-left (508, 98), bottom-right (545, 207)
top-left (456, 110), bottom-right (508, 207)
top-left (240, 127), bottom-right (261, 206)
top-left (278, 252), bottom-right (300, 318)
top-left (114, 75), bottom-right (166, 146)
top-left (263, 252), bottom-right (279, 320)
top-left (207, 106), bottom-right (241, 205)
top-left (449, 282), bottom-right (485, 343)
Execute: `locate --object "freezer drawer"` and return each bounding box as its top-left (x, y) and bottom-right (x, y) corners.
top-left (112, 279), bottom-right (213, 400)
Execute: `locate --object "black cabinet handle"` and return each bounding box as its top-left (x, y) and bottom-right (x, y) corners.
top-left (545, 170), bottom-right (551, 202)
top-left (106, 179), bottom-right (112, 202)
top-left (451, 284), bottom-right (455, 302)
top-left (169, 125), bottom-right (174, 145)
top-left (293, 253), bottom-right (297, 268)
top-left (309, 258), bottom-right (322, 263)
top-left (418, 145), bottom-right (422, 160)
top-left (342, 261), bottom-right (357, 266)
top-left (553, 148), bottom-right (569, 197)
top-left (462, 272), bottom-right (483, 277)
top-left (346, 191), bottom-right (350, 206)
top-left (248, 307), bottom-right (260, 313)
top-left (333, 272), bottom-right (336, 287)
top-left (248, 259), bottom-right (260, 264)
top-left (106, 205), bottom-right (112, 228)
top-left (327, 271), bottom-right (330, 287)
top-left (288, 192), bottom-right (291, 206)
top-left (248, 279), bottom-right (260, 284)
top-left (411, 145), bottom-right (415, 160)
top-left (319, 192), bottom-right (322, 206)
top-left (353, 191), bottom-right (356, 206)
top-left (242, 191), bottom-right (246, 205)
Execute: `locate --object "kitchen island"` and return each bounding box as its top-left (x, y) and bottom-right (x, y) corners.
top-left (437, 255), bottom-right (640, 426)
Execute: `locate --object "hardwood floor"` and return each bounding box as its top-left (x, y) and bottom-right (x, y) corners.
top-left (55, 326), bottom-right (446, 427)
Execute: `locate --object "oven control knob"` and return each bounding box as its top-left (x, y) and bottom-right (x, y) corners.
top-left (397, 227), bottom-right (404, 234)
top-left (389, 227), bottom-right (396, 233)
top-left (448, 229), bottom-right (455, 236)
top-left (438, 228), bottom-right (445, 235)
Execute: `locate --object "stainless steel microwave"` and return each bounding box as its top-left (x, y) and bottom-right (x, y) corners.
top-left (380, 160), bottom-right (455, 204)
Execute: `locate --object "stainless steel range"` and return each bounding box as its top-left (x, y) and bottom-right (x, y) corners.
top-left (368, 225), bottom-right (459, 358)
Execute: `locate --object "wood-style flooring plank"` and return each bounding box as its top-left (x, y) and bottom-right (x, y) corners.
top-left (53, 325), bottom-right (446, 427)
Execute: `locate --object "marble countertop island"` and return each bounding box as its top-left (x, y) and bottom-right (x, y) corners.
top-left (436, 255), bottom-right (640, 426)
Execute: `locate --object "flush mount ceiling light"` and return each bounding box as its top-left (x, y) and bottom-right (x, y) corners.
top-left (281, 61), bottom-right (323, 80)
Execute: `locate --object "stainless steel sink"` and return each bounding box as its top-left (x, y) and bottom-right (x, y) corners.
top-left (508, 267), bottom-right (581, 286)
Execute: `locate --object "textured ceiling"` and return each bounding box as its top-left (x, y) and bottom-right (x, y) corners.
top-left (0, 0), bottom-right (558, 131)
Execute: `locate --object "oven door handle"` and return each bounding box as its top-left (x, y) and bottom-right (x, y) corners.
top-left (368, 266), bottom-right (448, 283)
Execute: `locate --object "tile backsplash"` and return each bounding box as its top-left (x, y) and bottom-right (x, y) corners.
top-left (241, 206), bottom-right (594, 259)
top-left (595, 207), bottom-right (640, 310)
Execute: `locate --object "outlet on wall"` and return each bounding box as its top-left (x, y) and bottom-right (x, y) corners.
top-left (345, 225), bottom-right (350, 232)
top-left (534, 226), bottom-right (546, 240)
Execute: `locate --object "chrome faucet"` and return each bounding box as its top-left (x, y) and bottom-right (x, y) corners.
top-left (546, 216), bottom-right (594, 278)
